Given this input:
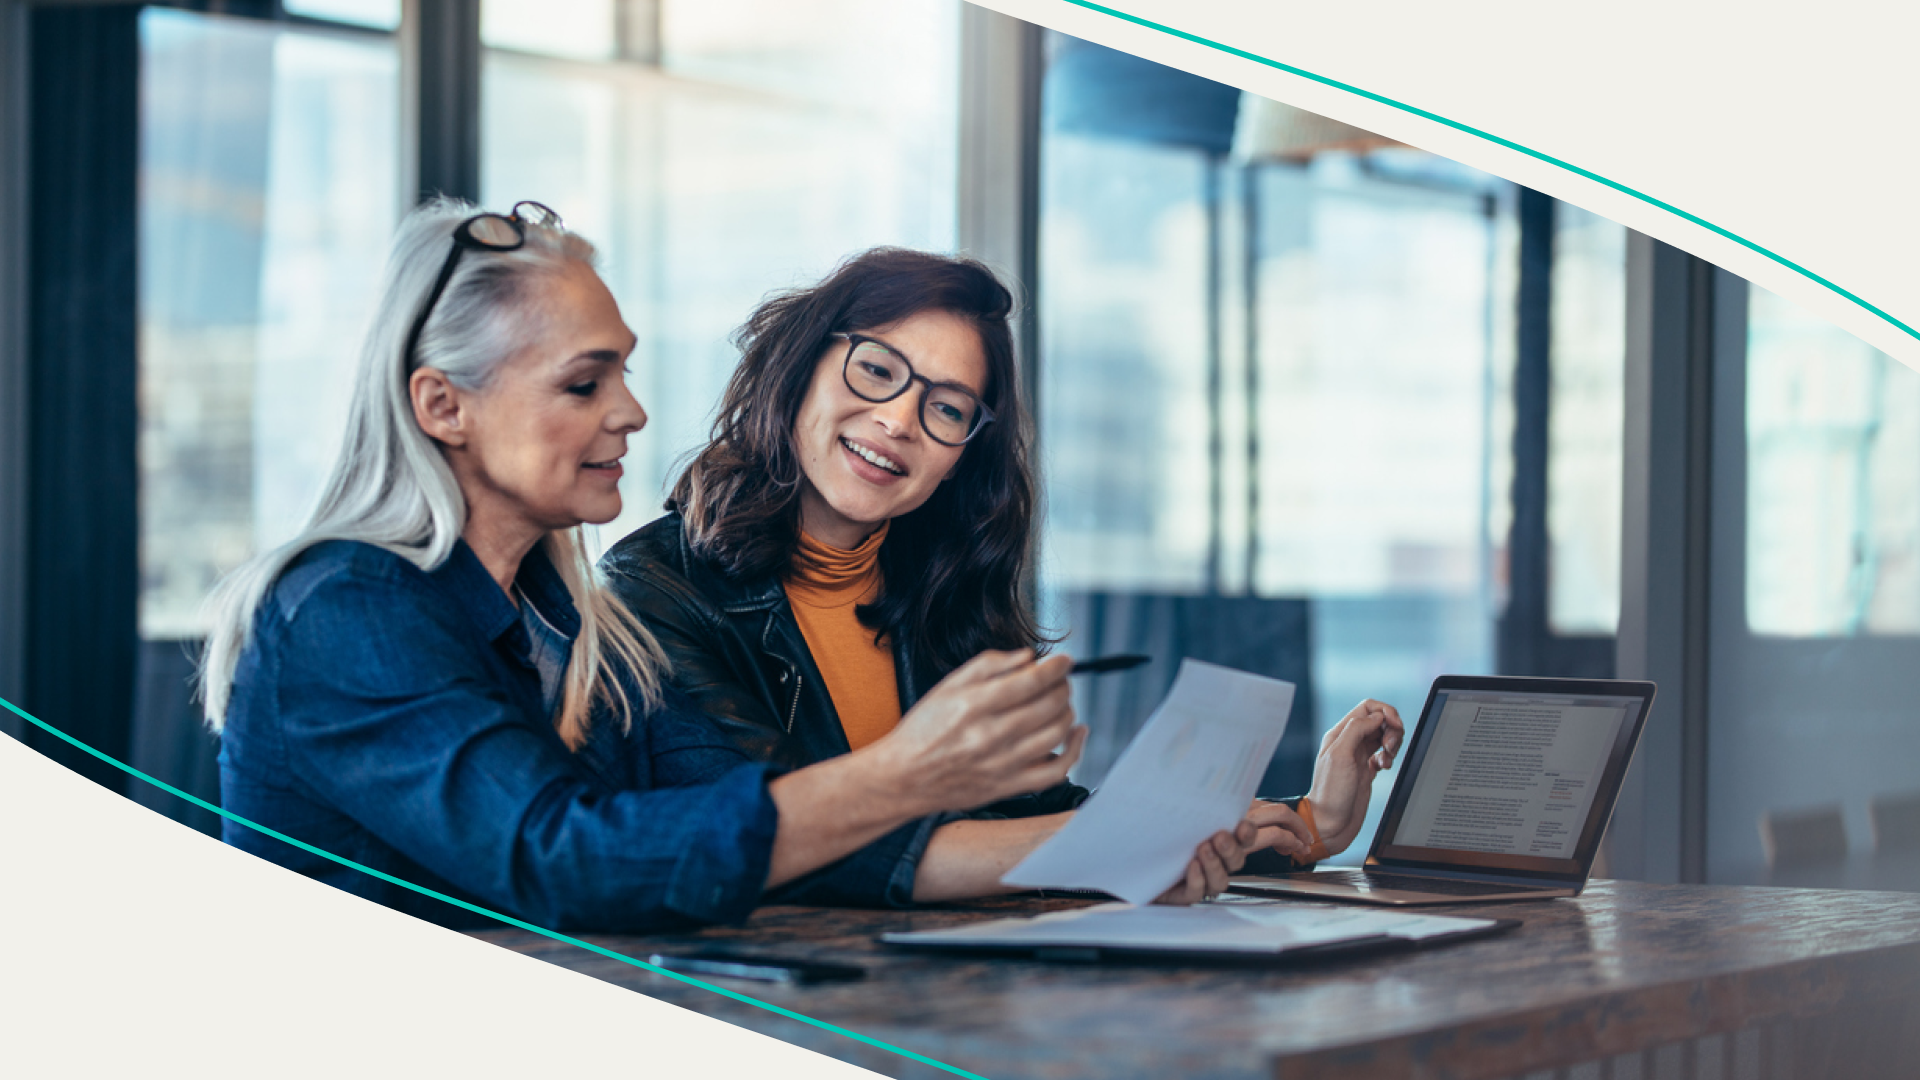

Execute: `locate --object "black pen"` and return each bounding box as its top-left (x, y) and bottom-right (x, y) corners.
top-left (1069, 654), bottom-right (1150, 676)
top-left (647, 951), bottom-right (865, 985)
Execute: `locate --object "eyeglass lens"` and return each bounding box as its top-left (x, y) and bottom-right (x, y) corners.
top-left (512, 200), bottom-right (561, 228)
top-left (462, 214), bottom-right (522, 248)
top-left (845, 340), bottom-right (983, 444)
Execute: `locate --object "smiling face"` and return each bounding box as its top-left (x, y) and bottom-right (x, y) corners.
top-left (427, 260), bottom-right (646, 545)
top-left (793, 308), bottom-right (988, 550)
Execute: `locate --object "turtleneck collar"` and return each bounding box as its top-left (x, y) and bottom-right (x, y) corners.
top-left (787, 521), bottom-right (888, 607)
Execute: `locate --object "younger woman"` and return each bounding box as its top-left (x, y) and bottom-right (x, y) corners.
top-left (603, 249), bottom-right (1401, 885)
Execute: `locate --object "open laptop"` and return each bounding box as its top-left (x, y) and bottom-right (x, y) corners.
top-left (1230, 675), bottom-right (1656, 906)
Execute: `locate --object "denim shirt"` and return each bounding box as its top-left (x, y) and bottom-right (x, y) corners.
top-left (218, 538), bottom-right (942, 933)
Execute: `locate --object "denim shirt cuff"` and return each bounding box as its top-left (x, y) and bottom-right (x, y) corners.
top-left (880, 811), bottom-right (964, 907)
top-left (964, 781), bottom-right (1090, 820)
top-left (762, 809), bottom-right (962, 909)
top-left (661, 762), bottom-right (780, 923)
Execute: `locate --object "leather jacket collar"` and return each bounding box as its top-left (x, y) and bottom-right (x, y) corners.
top-left (606, 510), bottom-right (937, 704)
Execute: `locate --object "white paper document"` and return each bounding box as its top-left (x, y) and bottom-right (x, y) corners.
top-left (1000, 659), bottom-right (1295, 904)
top-left (882, 900), bottom-right (1497, 955)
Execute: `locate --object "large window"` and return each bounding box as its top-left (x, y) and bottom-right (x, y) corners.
top-left (1037, 143), bottom-right (1513, 601)
top-left (1746, 285), bottom-right (1920, 636)
top-left (1035, 40), bottom-right (1518, 855)
top-left (138, 8), bottom-right (397, 637)
top-left (481, 0), bottom-right (961, 555)
top-left (1038, 134), bottom-right (1213, 592)
top-left (1035, 37), bottom-right (1631, 859)
top-left (1245, 154), bottom-right (1506, 602)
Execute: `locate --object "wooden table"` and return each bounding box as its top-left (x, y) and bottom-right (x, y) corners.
top-left (473, 881), bottom-right (1920, 1080)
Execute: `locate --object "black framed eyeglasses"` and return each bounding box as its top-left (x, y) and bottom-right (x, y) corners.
top-left (403, 200), bottom-right (562, 369)
top-left (833, 332), bottom-right (995, 447)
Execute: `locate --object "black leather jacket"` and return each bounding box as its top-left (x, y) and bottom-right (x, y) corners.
top-left (599, 511), bottom-right (1090, 819)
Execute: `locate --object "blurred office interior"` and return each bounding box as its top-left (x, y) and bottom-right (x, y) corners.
top-left (1, 0), bottom-right (1915, 890)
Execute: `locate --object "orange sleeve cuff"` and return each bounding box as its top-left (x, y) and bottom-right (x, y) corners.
top-left (1296, 797), bottom-right (1331, 865)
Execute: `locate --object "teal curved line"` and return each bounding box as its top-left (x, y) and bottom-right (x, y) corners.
top-left (0, 696), bottom-right (992, 1080)
top-left (1059, 0), bottom-right (1919, 346)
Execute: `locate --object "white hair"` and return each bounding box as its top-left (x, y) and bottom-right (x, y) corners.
top-left (200, 198), bottom-right (666, 749)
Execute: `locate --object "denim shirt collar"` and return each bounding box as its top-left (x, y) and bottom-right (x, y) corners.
top-left (436, 537), bottom-right (581, 648)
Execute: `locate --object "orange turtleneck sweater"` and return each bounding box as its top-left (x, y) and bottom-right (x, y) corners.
top-left (785, 523), bottom-right (901, 751)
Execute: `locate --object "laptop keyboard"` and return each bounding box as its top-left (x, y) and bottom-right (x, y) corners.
top-left (1306, 870), bottom-right (1554, 896)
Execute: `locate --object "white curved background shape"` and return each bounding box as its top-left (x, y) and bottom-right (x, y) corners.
top-left (987, 0), bottom-right (1920, 370)
top-left (0, 731), bottom-right (881, 1079)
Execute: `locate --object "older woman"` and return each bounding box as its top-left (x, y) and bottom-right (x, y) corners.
top-left (204, 202), bottom-right (1261, 933)
top-left (601, 248), bottom-right (1403, 891)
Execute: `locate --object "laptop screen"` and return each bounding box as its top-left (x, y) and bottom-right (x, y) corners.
top-left (1371, 679), bottom-right (1654, 879)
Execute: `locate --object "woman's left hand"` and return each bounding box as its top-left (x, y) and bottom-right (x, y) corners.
top-left (1305, 698), bottom-right (1405, 855)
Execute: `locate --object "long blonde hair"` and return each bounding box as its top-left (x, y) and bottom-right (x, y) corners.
top-left (200, 198), bottom-right (666, 749)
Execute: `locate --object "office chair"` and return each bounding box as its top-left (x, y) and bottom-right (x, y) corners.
top-left (1758, 804), bottom-right (1848, 868)
top-left (1869, 790), bottom-right (1920, 854)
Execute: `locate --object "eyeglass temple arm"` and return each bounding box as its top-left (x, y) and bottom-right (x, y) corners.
top-left (403, 247), bottom-right (469, 370)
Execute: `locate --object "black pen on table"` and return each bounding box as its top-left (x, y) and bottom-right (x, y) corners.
top-left (1069, 654), bottom-right (1150, 676)
top-left (646, 951), bottom-right (865, 985)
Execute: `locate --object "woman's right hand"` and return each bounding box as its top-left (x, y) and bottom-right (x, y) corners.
top-left (869, 649), bottom-right (1085, 816)
top-left (1153, 802), bottom-right (1318, 905)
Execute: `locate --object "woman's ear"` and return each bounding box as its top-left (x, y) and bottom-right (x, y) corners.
top-left (411, 367), bottom-right (468, 447)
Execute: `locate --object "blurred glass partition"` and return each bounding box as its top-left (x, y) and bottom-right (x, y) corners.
top-left (480, 0), bottom-right (961, 555)
top-left (136, 8), bottom-right (399, 827)
top-left (1707, 283), bottom-right (1920, 886)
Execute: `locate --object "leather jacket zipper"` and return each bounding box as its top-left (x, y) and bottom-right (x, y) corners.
top-left (784, 672), bottom-right (802, 734)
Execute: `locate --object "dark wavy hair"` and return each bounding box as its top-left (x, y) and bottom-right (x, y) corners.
top-left (669, 247), bottom-right (1044, 672)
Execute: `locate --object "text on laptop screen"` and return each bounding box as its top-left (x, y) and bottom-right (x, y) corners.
top-left (1383, 692), bottom-right (1641, 862)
